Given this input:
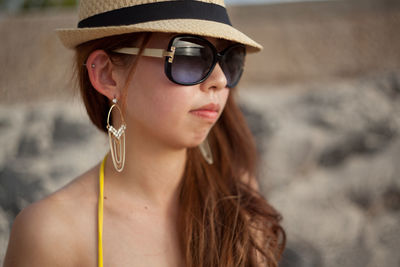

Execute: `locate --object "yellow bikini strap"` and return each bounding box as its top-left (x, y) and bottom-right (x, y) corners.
top-left (98, 154), bottom-right (107, 267)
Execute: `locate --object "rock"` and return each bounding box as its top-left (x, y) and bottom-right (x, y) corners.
top-left (280, 240), bottom-right (323, 267)
top-left (382, 187), bottom-right (400, 212)
top-left (239, 103), bottom-right (271, 154)
top-left (238, 71), bottom-right (400, 267)
top-left (0, 104), bottom-right (26, 169)
top-left (52, 114), bottom-right (94, 145)
top-left (364, 214), bottom-right (400, 267)
top-left (0, 163), bottom-right (44, 219)
top-left (0, 207), bottom-right (10, 264)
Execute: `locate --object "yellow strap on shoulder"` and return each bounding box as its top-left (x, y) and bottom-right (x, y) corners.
top-left (98, 154), bottom-right (107, 267)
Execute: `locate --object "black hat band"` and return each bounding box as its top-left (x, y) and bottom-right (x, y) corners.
top-left (78, 1), bottom-right (232, 28)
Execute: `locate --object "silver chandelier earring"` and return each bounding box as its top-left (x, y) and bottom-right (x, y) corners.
top-left (106, 97), bottom-right (126, 172)
top-left (199, 137), bottom-right (213, 164)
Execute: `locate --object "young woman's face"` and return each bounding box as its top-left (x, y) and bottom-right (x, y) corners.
top-left (122, 33), bottom-right (231, 149)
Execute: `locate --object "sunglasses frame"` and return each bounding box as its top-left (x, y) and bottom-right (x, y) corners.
top-left (112, 34), bottom-right (246, 88)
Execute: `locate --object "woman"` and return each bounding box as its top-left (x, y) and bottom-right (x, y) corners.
top-left (4, 0), bottom-right (285, 266)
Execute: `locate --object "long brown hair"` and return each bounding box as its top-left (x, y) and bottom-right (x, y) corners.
top-left (74, 32), bottom-right (285, 266)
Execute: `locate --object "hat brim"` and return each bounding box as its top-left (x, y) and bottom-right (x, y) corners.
top-left (56, 19), bottom-right (262, 53)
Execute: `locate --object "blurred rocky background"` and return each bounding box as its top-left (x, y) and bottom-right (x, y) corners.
top-left (1, 0), bottom-right (400, 266)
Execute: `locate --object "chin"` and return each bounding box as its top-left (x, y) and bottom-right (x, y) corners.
top-left (182, 136), bottom-right (208, 149)
top-left (182, 140), bottom-right (203, 148)
top-left (172, 129), bottom-right (211, 149)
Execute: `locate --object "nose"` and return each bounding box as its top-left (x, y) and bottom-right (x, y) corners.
top-left (200, 63), bottom-right (227, 92)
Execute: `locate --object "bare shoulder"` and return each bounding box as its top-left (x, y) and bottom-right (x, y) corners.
top-left (3, 198), bottom-right (75, 266)
top-left (3, 164), bottom-right (100, 267)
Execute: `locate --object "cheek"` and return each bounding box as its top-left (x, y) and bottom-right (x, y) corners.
top-left (146, 87), bottom-right (194, 122)
top-left (124, 58), bottom-right (195, 131)
top-left (220, 89), bottom-right (230, 110)
top-left (126, 59), bottom-right (165, 114)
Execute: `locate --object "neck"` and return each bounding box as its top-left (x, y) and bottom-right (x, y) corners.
top-left (104, 129), bottom-right (187, 209)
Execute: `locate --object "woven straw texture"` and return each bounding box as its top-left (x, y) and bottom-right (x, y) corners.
top-left (79, 0), bottom-right (225, 20)
top-left (56, 0), bottom-right (262, 52)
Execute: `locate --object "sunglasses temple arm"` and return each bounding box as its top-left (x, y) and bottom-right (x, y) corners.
top-left (112, 48), bottom-right (172, 59)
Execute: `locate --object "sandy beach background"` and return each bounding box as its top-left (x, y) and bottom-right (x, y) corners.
top-left (1, 0), bottom-right (400, 266)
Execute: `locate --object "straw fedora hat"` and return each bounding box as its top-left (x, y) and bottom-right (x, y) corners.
top-left (56, 0), bottom-right (262, 53)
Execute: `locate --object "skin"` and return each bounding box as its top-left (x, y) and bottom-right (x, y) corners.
top-left (3, 33), bottom-right (232, 267)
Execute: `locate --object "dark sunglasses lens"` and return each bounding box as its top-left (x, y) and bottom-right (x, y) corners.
top-left (170, 37), bottom-right (214, 85)
top-left (220, 45), bottom-right (246, 88)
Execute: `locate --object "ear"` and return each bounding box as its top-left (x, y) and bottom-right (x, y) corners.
top-left (86, 50), bottom-right (120, 100)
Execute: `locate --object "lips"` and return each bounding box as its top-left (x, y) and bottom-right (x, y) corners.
top-left (190, 103), bottom-right (220, 121)
top-left (191, 103), bottom-right (220, 113)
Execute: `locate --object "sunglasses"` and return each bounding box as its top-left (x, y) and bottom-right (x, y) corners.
top-left (112, 35), bottom-right (246, 88)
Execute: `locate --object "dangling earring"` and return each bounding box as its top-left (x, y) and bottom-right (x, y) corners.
top-left (199, 137), bottom-right (213, 164)
top-left (106, 97), bottom-right (126, 172)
